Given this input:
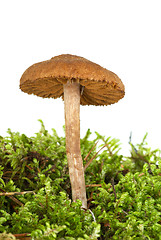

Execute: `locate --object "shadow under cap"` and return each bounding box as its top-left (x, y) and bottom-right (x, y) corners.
top-left (20, 54), bottom-right (125, 106)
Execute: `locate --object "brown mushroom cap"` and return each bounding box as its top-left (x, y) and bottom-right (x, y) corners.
top-left (20, 54), bottom-right (125, 105)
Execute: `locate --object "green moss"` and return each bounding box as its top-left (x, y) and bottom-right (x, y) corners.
top-left (0, 120), bottom-right (160, 239)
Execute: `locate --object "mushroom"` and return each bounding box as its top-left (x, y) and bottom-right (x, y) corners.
top-left (20, 54), bottom-right (125, 209)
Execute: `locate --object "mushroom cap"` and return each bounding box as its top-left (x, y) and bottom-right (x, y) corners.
top-left (20, 54), bottom-right (125, 106)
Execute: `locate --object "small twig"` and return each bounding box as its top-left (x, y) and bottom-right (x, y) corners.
top-left (122, 209), bottom-right (128, 215)
top-left (0, 188), bottom-right (24, 206)
top-left (84, 141), bottom-right (98, 162)
top-left (81, 207), bottom-right (96, 222)
top-left (88, 209), bottom-right (96, 222)
top-left (86, 184), bottom-right (102, 188)
top-left (139, 173), bottom-right (145, 177)
top-left (0, 191), bottom-right (34, 196)
top-left (13, 233), bottom-right (31, 238)
top-left (84, 144), bottom-right (108, 171)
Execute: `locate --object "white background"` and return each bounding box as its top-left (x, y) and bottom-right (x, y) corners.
top-left (0, 0), bottom-right (161, 155)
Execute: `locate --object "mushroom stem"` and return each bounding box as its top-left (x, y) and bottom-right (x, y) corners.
top-left (64, 81), bottom-right (87, 209)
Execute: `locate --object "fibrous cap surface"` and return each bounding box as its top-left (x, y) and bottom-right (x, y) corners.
top-left (20, 54), bottom-right (125, 105)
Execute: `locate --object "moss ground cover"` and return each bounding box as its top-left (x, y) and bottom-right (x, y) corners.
top-left (0, 120), bottom-right (161, 239)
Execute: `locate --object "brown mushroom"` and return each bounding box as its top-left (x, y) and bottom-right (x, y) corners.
top-left (20, 54), bottom-right (125, 209)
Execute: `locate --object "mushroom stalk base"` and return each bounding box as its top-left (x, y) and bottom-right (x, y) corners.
top-left (64, 81), bottom-right (87, 209)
